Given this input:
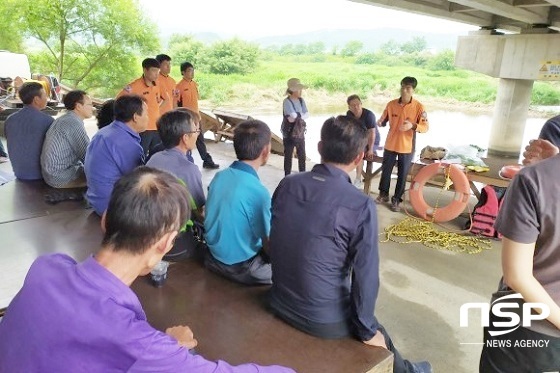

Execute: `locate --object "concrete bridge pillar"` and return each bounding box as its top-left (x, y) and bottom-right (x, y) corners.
top-left (488, 79), bottom-right (534, 156)
top-left (455, 32), bottom-right (560, 157)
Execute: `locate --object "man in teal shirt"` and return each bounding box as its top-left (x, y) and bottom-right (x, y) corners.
top-left (204, 120), bottom-right (272, 285)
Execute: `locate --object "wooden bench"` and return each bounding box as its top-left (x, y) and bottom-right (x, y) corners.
top-left (0, 179), bottom-right (88, 224)
top-left (362, 155), bottom-right (512, 198)
top-left (132, 260), bottom-right (393, 373)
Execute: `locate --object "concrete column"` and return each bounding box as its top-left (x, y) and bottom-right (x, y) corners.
top-left (488, 79), bottom-right (534, 157)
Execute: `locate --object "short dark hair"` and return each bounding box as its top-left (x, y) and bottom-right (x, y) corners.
top-left (319, 115), bottom-right (367, 164)
top-left (142, 58), bottom-right (160, 69)
top-left (97, 99), bottom-right (115, 129)
top-left (155, 54), bottom-right (171, 63)
top-left (157, 109), bottom-right (195, 149)
top-left (401, 76), bottom-right (418, 89)
top-left (180, 62), bottom-right (194, 73)
top-left (19, 82), bottom-right (44, 105)
top-left (63, 90), bottom-right (87, 110)
top-left (346, 94), bottom-right (361, 104)
top-left (233, 120), bottom-right (271, 161)
top-left (114, 95), bottom-right (145, 123)
top-left (102, 166), bottom-right (191, 254)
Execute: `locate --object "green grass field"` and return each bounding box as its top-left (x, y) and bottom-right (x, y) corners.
top-left (164, 56), bottom-right (559, 109)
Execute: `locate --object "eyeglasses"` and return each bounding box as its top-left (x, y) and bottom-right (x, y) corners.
top-left (185, 129), bottom-right (200, 134)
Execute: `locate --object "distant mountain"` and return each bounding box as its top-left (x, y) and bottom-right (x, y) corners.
top-left (252, 28), bottom-right (462, 52)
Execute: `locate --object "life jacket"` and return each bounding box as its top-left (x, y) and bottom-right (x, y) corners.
top-left (469, 185), bottom-right (507, 239)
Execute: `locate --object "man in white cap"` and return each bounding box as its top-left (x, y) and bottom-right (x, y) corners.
top-left (281, 78), bottom-right (309, 176)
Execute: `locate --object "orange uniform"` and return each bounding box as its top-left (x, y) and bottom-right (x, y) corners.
top-left (175, 79), bottom-right (199, 113)
top-left (117, 77), bottom-right (163, 131)
top-left (157, 73), bottom-right (177, 115)
top-left (378, 97), bottom-right (429, 153)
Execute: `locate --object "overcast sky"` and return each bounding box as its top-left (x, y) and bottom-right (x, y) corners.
top-left (138, 0), bottom-right (477, 39)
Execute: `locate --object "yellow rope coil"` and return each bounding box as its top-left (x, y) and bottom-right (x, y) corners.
top-left (381, 164), bottom-right (492, 254)
top-left (380, 217), bottom-right (492, 254)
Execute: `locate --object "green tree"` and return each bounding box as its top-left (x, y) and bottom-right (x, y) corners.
top-left (340, 41), bottom-right (363, 57)
top-left (400, 37), bottom-right (427, 54)
top-left (201, 38), bottom-right (259, 75)
top-left (13, 0), bottom-right (158, 92)
top-left (168, 35), bottom-right (206, 67)
top-left (379, 39), bottom-right (401, 56)
top-left (428, 50), bottom-right (456, 71)
top-left (0, 0), bottom-right (24, 52)
top-left (307, 42), bottom-right (325, 55)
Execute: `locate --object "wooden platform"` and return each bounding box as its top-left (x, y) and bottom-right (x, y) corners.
top-left (1, 177), bottom-right (394, 372)
top-left (132, 260), bottom-right (393, 373)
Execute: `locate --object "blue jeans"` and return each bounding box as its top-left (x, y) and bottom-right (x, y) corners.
top-left (378, 149), bottom-right (414, 204)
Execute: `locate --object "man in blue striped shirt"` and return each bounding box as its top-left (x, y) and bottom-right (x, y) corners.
top-left (41, 90), bottom-right (93, 188)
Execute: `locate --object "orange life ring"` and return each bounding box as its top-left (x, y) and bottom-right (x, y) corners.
top-left (409, 163), bottom-right (470, 223)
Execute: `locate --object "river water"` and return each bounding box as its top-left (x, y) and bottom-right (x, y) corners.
top-left (222, 104), bottom-right (548, 164)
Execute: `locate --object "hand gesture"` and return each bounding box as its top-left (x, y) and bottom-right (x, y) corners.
top-left (166, 325), bottom-right (198, 349)
top-left (399, 119), bottom-right (413, 132)
top-left (522, 139), bottom-right (559, 165)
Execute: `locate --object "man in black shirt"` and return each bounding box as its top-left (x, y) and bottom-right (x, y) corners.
top-left (269, 115), bottom-right (431, 373)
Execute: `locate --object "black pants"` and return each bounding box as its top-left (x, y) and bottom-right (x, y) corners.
top-left (378, 149), bottom-right (414, 204)
top-left (283, 137), bottom-right (306, 176)
top-left (196, 132), bottom-right (213, 164)
top-left (480, 313), bottom-right (560, 372)
top-left (140, 130), bottom-right (162, 159)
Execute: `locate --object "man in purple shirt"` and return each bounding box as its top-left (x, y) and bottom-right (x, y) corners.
top-left (269, 116), bottom-right (431, 373)
top-left (0, 166), bottom-right (293, 373)
top-left (84, 95), bottom-right (146, 215)
top-left (5, 81), bottom-right (54, 180)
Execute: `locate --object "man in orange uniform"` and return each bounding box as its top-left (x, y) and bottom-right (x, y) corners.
top-left (176, 62), bottom-right (219, 169)
top-left (376, 76), bottom-right (429, 212)
top-left (155, 54), bottom-right (177, 115)
top-left (117, 58), bottom-right (164, 157)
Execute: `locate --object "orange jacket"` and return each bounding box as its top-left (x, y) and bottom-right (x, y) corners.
top-left (117, 76), bottom-right (163, 131)
top-left (176, 79), bottom-right (199, 113)
top-left (157, 73), bottom-right (177, 115)
top-left (379, 97), bottom-right (429, 153)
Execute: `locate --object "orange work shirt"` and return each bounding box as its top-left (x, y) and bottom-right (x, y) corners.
top-left (175, 79), bottom-right (199, 113)
top-left (157, 73), bottom-right (177, 115)
top-left (378, 97), bottom-right (429, 153)
top-left (117, 76), bottom-right (163, 131)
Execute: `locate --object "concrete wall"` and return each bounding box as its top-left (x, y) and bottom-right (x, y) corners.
top-left (455, 34), bottom-right (560, 80)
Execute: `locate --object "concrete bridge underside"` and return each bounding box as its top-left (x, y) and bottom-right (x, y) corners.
top-left (351, 0), bottom-right (560, 156)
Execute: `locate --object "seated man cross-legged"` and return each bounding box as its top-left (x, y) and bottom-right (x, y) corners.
top-left (147, 108), bottom-right (206, 260)
top-left (268, 115), bottom-right (432, 373)
top-left (0, 167), bottom-right (293, 372)
top-left (204, 119), bottom-right (273, 285)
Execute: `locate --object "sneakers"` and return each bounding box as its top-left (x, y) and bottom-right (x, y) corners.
top-left (0, 156), bottom-right (8, 164)
top-left (411, 361), bottom-right (433, 373)
top-left (353, 179), bottom-right (363, 188)
top-left (390, 201), bottom-right (401, 212)
top-left (375, 194), bottom-right (389, 204)
top-left (203, 161), bottom-right (219, 169)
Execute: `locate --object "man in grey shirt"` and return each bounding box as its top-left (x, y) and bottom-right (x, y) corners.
top-left (41, 90), bottom-right (93, 188)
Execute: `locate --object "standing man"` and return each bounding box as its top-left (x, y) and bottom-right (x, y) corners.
top-left (5, 82), bottom-right (54, 180)
top-left (376, 76), bottom-right (429, 212)
top-left (0, 166), bottom-right (293, 373)
top-left (85, 95), bottom-right (146, 216)
top-left (269, 115), bottom-right (432, 373)
top-left (204, 120), bottom-right (272, 285)
top-left (346, 94), bottom-right (379, 186)
top-left (41, 90), bottom-right (93, 188)
top-left (155, 54), bottom-right (177, 115)
top-left (176, 61), bottom-right (219, 169)
top-left (117, 58), bottom-right (164, 157)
